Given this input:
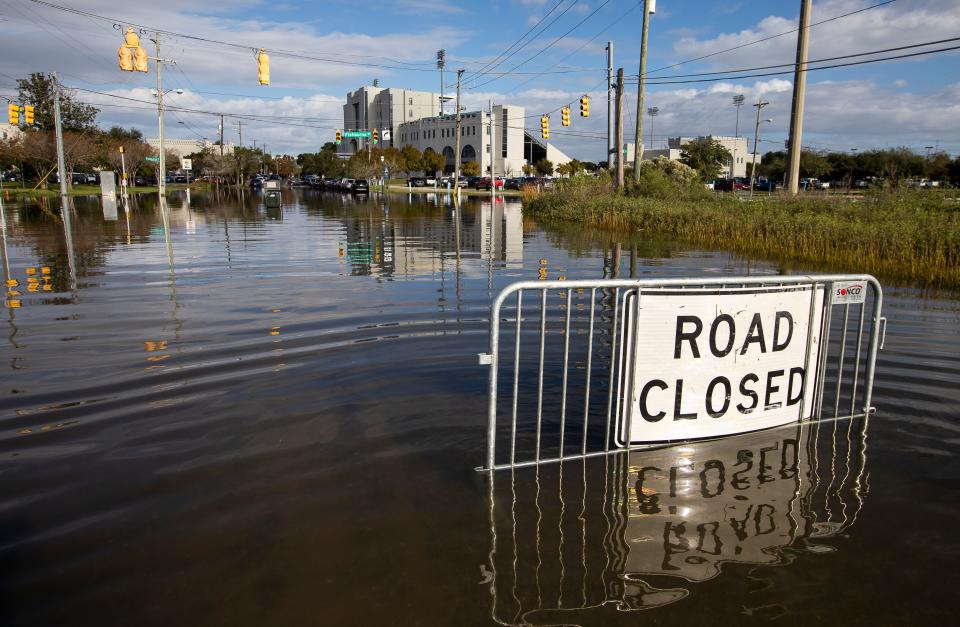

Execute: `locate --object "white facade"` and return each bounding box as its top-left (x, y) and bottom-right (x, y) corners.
top-left (624, 135), bottom-right (758, 178)
top-left (147, 138), bottom-right (235, 158)
top-left (0, 122), bottom-right (24, 143)
top-left (396, 105), bottom-right (526, 176)
top-left (343, 86), bottom-right (439, 155)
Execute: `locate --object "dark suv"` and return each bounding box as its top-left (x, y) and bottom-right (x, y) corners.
top-left (352, 179), bottom-right (370, 194)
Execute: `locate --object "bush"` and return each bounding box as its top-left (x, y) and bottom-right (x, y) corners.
top-left (626, 157), bottom-right (710, 201)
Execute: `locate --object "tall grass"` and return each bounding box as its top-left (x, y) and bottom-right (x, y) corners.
top-left (525, 179), bottom-right (960, 289)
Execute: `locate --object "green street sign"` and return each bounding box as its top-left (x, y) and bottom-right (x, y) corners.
top-left (145, 156), bottom-right (160, 162)
top-left (343, 130), bottom-right (372, 139)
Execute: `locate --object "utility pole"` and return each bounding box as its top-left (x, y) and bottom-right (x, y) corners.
top-left (235, 120), bottom-right (244, 148)
top-left (153, 32), bottom-right (167, 195)
top-left (632, 0), bottom-right (652, 182)
top-left (52, 74), bottom-right (68, 199)
top-left (606, 41), bottom-right (614, 170)
top-left (749, 99), bottom-right (770, 197)
top-left (732, 94), bottom-right (745, 178)
top-left (615, 68), bottom-right (625, 190)
top-left (219, 114), bottom-right (224, 157)
top-left (786, 0), bottom-right (812, 195)
top-left (489, 100), bottom-right (496, 203)
top-left (453, 69), bottom-right (464, 201)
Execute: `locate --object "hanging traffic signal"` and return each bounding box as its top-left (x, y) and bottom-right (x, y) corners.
top-left (257, 48), bottom-right (270, 86)
top-left (118, 45), bottom-right (133, 71)
top-left (580, 96), bottom-right (589, 117)
top-left (23, 105), bottom-right (34, 125)
top-left (561, 107), bottom-right (570, 127)
top-left (372, 128), bottom-right (379, 145)
top-left (7, 104), bottom-right (19, 125)
top-left (133, 46), bottom-right (148, 72)
top-left (335, 130), bottom-right (342, 145)
top-left (540, 115), bottom-right (549, 140)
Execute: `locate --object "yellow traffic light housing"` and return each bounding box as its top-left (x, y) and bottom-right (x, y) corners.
top-left (580, 96), bottom-right (589, 117)
top-left (257, 48), bottom-right (270, 86)
top-left (133, 46), bottom-right (149, 72)
top-left (7, 104), bottom-right (19, 125)
top-left (118, 45), bottom-right (133, 71)
top-left (540, 115), bottom-right (550, 140)
top-left (23, 105), bottom-right (34, 125)
top-left (372, 128), bottom-right (379, 145)
top-left (335, 130), bottom-right (342, 145)
top-left (561, 107), bottom-right (570, 127)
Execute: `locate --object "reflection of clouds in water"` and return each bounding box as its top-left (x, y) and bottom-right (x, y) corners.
top-left (486, 416), bottom-right (869, 624)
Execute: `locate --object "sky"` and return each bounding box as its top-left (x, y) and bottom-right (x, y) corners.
top-left (1, 0), bottom-right (958, 160)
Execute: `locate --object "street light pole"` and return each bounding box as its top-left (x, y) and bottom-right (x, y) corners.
top-left (153, 32), bottom-right (166, 195)
top-left (732, 94), bottom-right (745, 178)
top-left (647, 106), bottom-right (659, 150)
top-left (749, 100), bottom-right (771, 197)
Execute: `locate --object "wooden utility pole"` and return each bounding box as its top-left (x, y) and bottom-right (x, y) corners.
top-left (615, 68), bottom-right (625, 190)
top-left (52, 74), bottom-right (68, 199)
top-left (786, 0), bottom-right (812, 195)
top-left (219, 114), bottom-right (224, 157)
top-left (606, 41), bottom-right (614, 170)
top-left (632, 0), bottom-right (652, 182)
top-left (453, 69), bottom-right (464, 201)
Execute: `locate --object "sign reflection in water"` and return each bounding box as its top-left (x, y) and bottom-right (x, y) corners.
top-left (486, 416), bottom-right (869, 625)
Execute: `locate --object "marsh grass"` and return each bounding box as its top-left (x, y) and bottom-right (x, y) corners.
top-left (526, 180), bottom-right (960, 289)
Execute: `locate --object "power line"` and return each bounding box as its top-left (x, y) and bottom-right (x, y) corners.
top-left (468, 0), bottom-right (611, 91)
top-left (645, 0), bottom-right (900, 75)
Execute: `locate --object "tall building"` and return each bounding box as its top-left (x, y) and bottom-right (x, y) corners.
top-left (396, 105), bottom-right (526, 176)
top-left (342, 86), bottom-right (440, 154)
top-left (147, 138), bottom-right (235, 158)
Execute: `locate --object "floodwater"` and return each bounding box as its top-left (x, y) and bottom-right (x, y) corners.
top-left (0, 188), bottom-right (957, 626)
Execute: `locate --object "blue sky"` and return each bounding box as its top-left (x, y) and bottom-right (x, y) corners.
top-left (2, 0), bottom-right (958, 159)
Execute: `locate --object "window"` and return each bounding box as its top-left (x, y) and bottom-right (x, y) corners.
top-left (502, 109), bottom-right (508, 158)
top-left (409, 97), bottom-right (413, 105)
top-left (409, 110), bottom-right (413, 118)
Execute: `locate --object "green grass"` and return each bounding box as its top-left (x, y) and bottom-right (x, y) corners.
top-left (525, 180), bottom-right (960, 290)
top-left (2, 183), bottom-right (211, 197)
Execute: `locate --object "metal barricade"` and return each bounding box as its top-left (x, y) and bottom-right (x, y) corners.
top-left (479, 275), bottom-right (884, 472)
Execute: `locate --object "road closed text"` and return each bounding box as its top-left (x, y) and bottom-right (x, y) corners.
top-left (623, 287), bottom-right (824, 443)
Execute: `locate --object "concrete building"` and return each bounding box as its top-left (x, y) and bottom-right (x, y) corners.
top-left (342, 86), bottom-right (440, 155)
top-left (624, 135), bottom-right (757, 178)
top-left (396, 104), bottom-right (527, 176)
top-left (147, 138), bottom-right (235, 159)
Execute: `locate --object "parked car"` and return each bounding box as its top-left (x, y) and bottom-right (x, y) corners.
top-left (174, 175), bottom-right (187, 184)
top-left (753, 177), bottom-right (776, 192)
top-left (340, 178), bottom-right (355, 191)
top-left (714, 178), bottom-right (749, 192)
top-left (352, 179), bottom-right (370, 194)
top-left (250, 177), bottom-right (263, 189)
top-left (408, 177), bottom-right (427, 187)
top-left (424, 175), bottom-right (437, 186)
top-left (473, 177), bottom-right (504, 190)
top-left (504, 178), bottom-right (524, 190)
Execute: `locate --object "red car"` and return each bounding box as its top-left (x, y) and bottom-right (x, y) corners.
top-left (473, 177), bottom-right (505, 191)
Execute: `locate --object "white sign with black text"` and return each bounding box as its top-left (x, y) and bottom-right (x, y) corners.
top-left (619, 285), bottom-right (825, 444)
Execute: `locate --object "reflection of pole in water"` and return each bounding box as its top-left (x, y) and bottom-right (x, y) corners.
top-left (61, 197), bottom-right (78, 291)
top-left (159, 196), bottom-right (182, 342)
top-left (1, 195), bottom-right (21, 355)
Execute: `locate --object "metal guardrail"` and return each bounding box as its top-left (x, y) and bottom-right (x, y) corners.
top-left (479, 275), bottom-right (883, 472)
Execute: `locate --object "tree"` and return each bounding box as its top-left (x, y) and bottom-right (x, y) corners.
top-left (535, 159), bottom-right (554, 176)
top-left (100, 128), bottom-right (153, 178)
top-left (398, 145), bottom-right (422, 176)
top-left (679, 137), bottom-right (731, 182)
top-left (17, 73), bottom-right (98, 132)
top-left (522, 164), bottom-right (535, 176)
top-left (462, 161), bottom-right (480, 177)
top-left (346, 152), bottom-right (378, 178)
top-left (926, 152), bottom-right (951, 182)
top-left (421, 148), bottom-right (444, 177)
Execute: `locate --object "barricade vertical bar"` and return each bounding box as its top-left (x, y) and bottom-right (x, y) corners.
top-left (833, 304), bottom-right (850, 418)
top-left (485, 287), bottom-right (505, 472)
top-left (800, 281), bottom-right (819, 420)
top-left (815, 282), bottom-right (834, 419)
top-left (612, 290), bottom-right (628, 448)
top-left (862, 279), bottom-right (884, 412)
top-left (558, 289), bottom-right (573, 460)
top-left (849, 301), bottom-right (866, 416)
top-left (510, 290), bottom-right (523, 466)
top-left (582, 289), bottom-right (596, 455)
top-left (604, 288), bottom-right (620, 452)
top-left (624, 288), bottom-right (642, 450)
top-left (535, 289), bottom-right (547, 463)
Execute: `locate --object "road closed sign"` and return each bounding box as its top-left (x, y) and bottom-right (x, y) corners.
top-left (619, 285), bottom-right (825, 444)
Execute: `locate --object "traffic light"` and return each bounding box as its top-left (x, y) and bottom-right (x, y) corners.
top-left (561, 107), bottom-right (570, 127)
top-left (23, 105), bottom-right (34, 125)
top-left (540, 115), bottom-right (549, 140)
top-left (335, 130), bottom-right (342, 145)
top-left (372, 128), bottom-right (379, 145)
top-left (7, 104), bottom-right (19, 125)
top-left (580, 96), bottom-right (589, 117)
top-left (257, 48), bottom-right (270, 85)
top-left (133, 46), bottom-right (148, 72)
top-left (118, 45), bottom-right (133, 71)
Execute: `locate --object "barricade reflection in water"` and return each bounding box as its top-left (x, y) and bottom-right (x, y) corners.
top-left (486, 415), bottom-right (870, 625)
